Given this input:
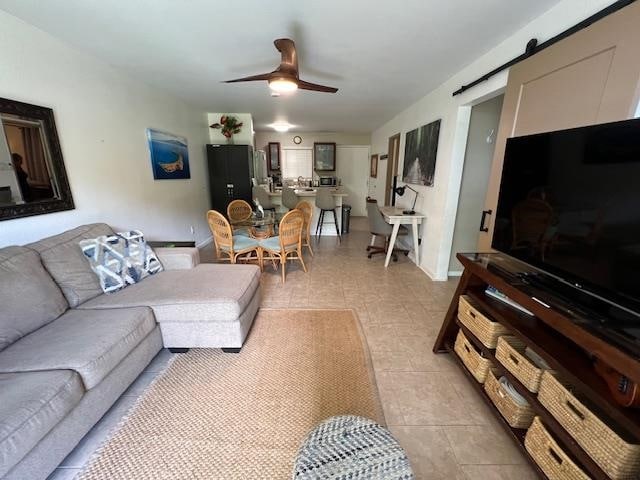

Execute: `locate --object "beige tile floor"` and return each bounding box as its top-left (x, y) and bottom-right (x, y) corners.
top-left (49, 216), bottom-right (537, 480)
top-left (203, 216), bottom-right (537, 479)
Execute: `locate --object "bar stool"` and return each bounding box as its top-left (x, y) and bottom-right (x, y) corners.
top-left (252, 185), bottom-right (276, 213)
top-left (315, 188), bottom-right (341, 242)
top-left (282, 186), bottom-right (299, 211)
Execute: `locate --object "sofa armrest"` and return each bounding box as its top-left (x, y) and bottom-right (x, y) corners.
top-left (155, 247), bottom-right (200, 270)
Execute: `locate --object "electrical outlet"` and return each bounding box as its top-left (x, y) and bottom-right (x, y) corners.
top-left (189, 225), bottom-right (195, 235)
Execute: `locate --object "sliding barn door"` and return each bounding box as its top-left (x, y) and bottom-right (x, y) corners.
top-left (478, 2), bottom-right (640, 250)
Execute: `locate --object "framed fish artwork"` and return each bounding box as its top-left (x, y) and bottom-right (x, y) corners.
top-left (146, 128), bottom-right (191, 180)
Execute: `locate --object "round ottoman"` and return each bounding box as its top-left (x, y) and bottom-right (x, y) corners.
top-left (293, 415), bottom-right (414, 479)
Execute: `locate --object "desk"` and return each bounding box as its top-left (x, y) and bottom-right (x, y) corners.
top-left (380, 206), bottom-right (426, 268)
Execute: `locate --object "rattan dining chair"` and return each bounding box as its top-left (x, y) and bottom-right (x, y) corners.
top-left (207, 210), bottom-right (262, 269)
top-left (227, 199), bottom-right (253, 236)
top-left (294, 200), bottom-right (314, 257)
top-left (259, 209), bottom-right (306, 282)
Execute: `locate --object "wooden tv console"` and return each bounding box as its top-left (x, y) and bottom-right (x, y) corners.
top-left (433, 252), bottom-right (640, 480)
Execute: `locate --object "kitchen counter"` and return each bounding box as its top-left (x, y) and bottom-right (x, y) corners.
top-left (267, 188), bottom-right (348, 198)
top-left (265, 188), bottom-right (348, 236)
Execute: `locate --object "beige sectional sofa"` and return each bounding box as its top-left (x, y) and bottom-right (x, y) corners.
top-left (0, 223), bottom-right (261, 480)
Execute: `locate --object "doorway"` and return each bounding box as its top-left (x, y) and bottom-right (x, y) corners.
top-left (448, 94), bottom-right (504, 274)
top-left (384, 133), bottom-right (400, 205)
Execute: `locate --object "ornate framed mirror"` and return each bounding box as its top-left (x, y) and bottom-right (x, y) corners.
top-left (0, 97), bottom-right (74, 221)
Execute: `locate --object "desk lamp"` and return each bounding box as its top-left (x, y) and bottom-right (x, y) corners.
top-left (394, 185), bottom-right (419, 215)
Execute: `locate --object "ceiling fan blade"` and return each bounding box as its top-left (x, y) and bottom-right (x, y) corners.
top-left (297, 79), bottom-right (338, 93)
top-left (274, 38), bottom-right (298, 75)
top-left (223, 73), bottom-right (271, 83)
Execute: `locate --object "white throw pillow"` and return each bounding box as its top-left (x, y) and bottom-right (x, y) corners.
top-left (79, 230), bottom-right (163, 294)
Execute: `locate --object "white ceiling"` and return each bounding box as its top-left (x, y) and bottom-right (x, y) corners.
top-left (0, 0), bottom-right (561, 133)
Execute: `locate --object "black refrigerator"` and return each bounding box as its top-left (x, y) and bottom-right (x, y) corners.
top-left (206, 144), bottom-right (254, 213)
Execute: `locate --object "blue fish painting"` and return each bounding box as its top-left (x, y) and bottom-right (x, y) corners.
top-left (147, 128), bottom-right (191, 180)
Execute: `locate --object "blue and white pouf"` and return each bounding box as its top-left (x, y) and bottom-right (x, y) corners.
top-left (293, 415), bottom-right (414, 479)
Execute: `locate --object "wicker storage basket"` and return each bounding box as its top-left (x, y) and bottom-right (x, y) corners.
top-left (453, 329), bottom-right (493, 383)
top-left (538, 371), bottom-right (640, 479)
top-left (484, 370), bottom-right (535, 428)
top-left (525, 416), bottom-right (590, 480)
top-left (458, 295), bottom-right (508, 348)
top-left (495, 336), bottom-right (552, 393)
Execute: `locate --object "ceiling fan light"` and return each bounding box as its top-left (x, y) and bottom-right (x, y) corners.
top-left (268, 78), bottom-right (298, 93)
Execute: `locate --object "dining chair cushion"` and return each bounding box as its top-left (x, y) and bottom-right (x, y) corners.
top-left (259, 236), bottom-right (297, 253)
top-left (220, 235), bottom-right (259, 252)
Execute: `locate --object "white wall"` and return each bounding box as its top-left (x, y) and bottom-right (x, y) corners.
top-left (336, 146), bottom-right (370, 216)
top-left (370, 0), bottom-right (613, 280)
top-left (0, 10), bottom-right (211, 247)
top-left (254, 131), bottom-right (370, 150)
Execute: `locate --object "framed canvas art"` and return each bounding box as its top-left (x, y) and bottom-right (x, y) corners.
top-left (402, 119), bottom-right (441, 186)
top-left (313, 142), bottom-right (336, 171)
top-left (147, 128), bottom-right (190, 180)
top-left (370, 154), bottom-right (378, 178)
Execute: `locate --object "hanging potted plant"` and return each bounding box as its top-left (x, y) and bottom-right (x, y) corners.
top-left (209, 115), bottom-right (243, 144)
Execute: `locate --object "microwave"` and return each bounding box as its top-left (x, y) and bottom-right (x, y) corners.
top-left (319, 176), bottom-right (337, 186)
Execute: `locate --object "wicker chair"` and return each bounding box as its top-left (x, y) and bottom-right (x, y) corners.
top-left (227, 199), bottom-right (253, 236)
top-left (294, 200), bottom-right (314, 257)
top-left (259, 209), bottom-right (306, 282)
top-left (207, 210), bottom-right (262, 269)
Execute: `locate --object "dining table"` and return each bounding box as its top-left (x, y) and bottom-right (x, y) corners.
top-left (229, 211), bottom-right (283, 239)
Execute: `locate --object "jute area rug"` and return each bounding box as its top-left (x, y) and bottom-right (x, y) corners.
top-left (78, 309), bottom-right (384, 480)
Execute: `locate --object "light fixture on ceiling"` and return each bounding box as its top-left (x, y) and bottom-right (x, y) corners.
top-left (225, 39), bottom-right (337, 94)
top-left (271, 122), bottom-right (292, 133)
top-left (268, 76), bottom-right (298, 93)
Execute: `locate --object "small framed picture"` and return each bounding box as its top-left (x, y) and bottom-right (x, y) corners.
top-left (314, 142), bottom-right (336, 171)
top-left (268, 142), bottom-right (280, 171)
top-left (370, 154), bottom-right (378, 178)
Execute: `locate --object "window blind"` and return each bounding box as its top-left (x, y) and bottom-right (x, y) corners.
top-left (281, 148), bottom-right (313, 179)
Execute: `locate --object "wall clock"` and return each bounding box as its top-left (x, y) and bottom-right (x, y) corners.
top-left (293, 135), bottom-right (302, 145)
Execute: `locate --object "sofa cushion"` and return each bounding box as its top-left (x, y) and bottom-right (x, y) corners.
top-left (79, 230), bottom-right (163, 294)
top-left (0, 307), bottom-right (155, 389)
top-left (27, 223), bottom-right (115, 307)
top-left (0, 246), bottom-right (68, 352)
top-left (79, 264), bottom-right (261, 323)
top-left (0, 370), bottom-right (83, 477)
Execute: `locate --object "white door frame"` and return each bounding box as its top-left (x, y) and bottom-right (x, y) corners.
top-left (437, 81), bottom-right (507, 279)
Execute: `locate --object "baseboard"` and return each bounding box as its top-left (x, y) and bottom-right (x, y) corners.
top-left (196, 235), bottom-right (213, 248)
top-left (448, 270), bottom-right (463, 277)
top-left (418, 264), bottom-right (448, 282)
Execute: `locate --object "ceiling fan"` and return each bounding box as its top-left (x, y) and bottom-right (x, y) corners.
top-left (224, 38), bottom-right (338, 94)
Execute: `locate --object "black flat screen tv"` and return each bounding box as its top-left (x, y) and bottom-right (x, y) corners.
top-left (492, 118), bottom-right (640, 320)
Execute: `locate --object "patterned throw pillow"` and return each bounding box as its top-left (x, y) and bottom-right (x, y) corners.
top-left (79, 230), bottom-right (163, 294)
